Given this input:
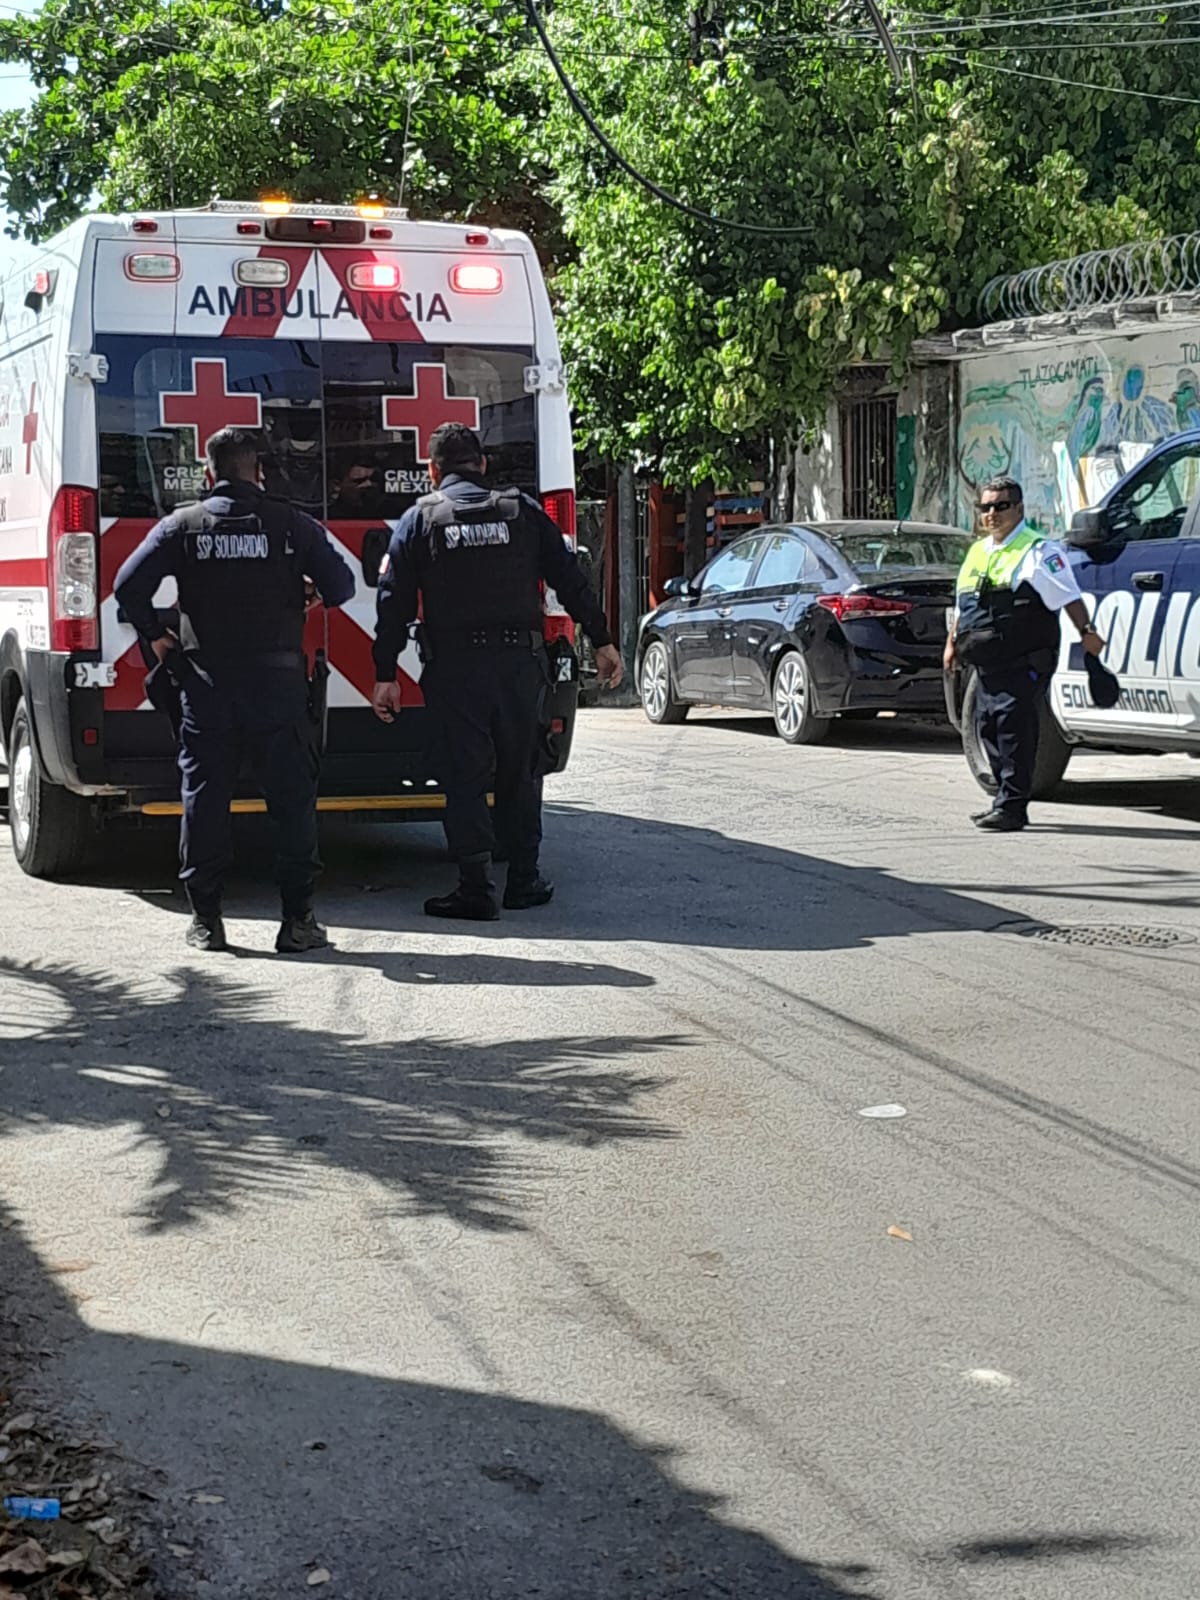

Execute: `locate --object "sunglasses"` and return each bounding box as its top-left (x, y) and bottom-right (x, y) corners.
top-left (976, 499), bottom-right (1017, 514)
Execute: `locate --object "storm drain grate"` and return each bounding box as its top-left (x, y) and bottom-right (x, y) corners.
top-left (1005, 922), bottom-right (1196, 950)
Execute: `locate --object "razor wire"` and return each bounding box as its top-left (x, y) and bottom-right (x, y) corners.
top-left (979, 232), bottom-right (1200, 321)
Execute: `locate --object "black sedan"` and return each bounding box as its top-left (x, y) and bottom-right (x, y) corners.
top-left (635, 520), bottom-right (970, 742)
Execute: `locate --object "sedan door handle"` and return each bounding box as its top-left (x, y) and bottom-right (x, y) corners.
top-left (773, 599), bottom-right (790, 612)
top-left (715, 606), bottom-right (733, 617)
top-left (1133, 571), bottom-right (1164, 591)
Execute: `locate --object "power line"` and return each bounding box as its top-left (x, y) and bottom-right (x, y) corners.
top-left (888, 0), bottom-right (1200, 37)
top-left (944, 48), bottom-right (1200, 99)
top-left (523, 0), bottom-right (812, 235)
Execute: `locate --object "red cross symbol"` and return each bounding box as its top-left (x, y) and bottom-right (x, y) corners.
top-left (160, 359), bottom-right (263, 463)
top-left (22, 383), bottom-right (38, 474)
top-left (382, 365), bottom-right (480, 464)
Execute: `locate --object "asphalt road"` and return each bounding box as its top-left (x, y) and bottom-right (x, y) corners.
top-left (2, 709), bottom-right (1199, 1600)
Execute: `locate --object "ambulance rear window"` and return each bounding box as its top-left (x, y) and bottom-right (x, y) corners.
top-left (95, 336), bottom-right (537, 523)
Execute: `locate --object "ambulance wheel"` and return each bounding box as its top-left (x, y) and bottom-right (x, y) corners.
top-left (960, 671), bottom-right (1073, 801)
top-left (7, 699), bottom-right (92, 878)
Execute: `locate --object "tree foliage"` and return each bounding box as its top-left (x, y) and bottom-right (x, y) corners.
top-left (2, 0), bottom-right (1199, 484)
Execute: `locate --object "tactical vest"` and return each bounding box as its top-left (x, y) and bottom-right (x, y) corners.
top-left (416, 485), bottom-right (543, 634)
top-left (955, 527), bottom-right (1061, 671)
top-left (173, 490), bottom-right (307, 660)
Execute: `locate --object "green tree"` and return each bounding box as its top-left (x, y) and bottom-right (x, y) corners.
top-left (535, 0), bottom-right (1174, 487)
top-left (0, 0), bottom-right (553, 240)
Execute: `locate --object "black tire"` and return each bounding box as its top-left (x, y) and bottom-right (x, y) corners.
top-left (6, 697), bottom-right (92, 878)
top-left (960, 670), bottom-right (1073, 801)
top-left (771, 650), bottom-right (831, 745)
top-left (639, 639), bottom-right (688, 725)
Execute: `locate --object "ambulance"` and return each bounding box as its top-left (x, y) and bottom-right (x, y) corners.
top-left (948, 430), bottom-right (1200, 794)
top-left (0, 200), bottom-right (580, 876)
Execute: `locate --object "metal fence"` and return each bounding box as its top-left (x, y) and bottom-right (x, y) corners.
top-left (840, 394), bottom-right (898, 520)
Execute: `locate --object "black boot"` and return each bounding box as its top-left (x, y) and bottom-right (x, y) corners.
top-left (185, 912), bottom-right (228, 952)
top-left (424, 854), bottom-right (499, 921)
top-left (504, 873), bottom-right (555, 910)
top-left (276, 911), bottom-right (330, 953)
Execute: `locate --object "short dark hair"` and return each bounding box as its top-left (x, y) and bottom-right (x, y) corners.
top-left (982, 474), bottom-right (1023, 504)
top-left (429, 421), bottom-right (484, 475)
top-left (206, 426), bottom-right (262, 481)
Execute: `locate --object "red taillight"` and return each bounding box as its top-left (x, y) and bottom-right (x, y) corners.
top-left (541, 490), bottom-right (578, 645)
top-left (816, 593), bottom-right (914, 623)
top-left (49, 486), bottom-right (99, 653)
top-left (369, 226), bottom-right (393, 241)
top-left (348, 261), bottom-right (400, 290)
top-left (131, 217), bottom-right (159, 234)
top-left (541, 489), bottom-right (576, 542)
top-left (237, 220), bottom-right (262, 236)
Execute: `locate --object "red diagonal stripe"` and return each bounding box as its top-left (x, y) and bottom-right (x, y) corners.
top-left (100, 519), bottom-right (157, 595)
top-left (221, 247), bottom-right (314, 338)
top-left (327, 607), bottom-right (422, 705)
top-left (323, 251), bottom-right (423, 343)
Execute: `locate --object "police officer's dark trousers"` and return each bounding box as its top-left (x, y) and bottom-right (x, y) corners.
top-left (975, 664), bottom-right (1049, 821)
top-left (421, 642), bottom-right (547, 877)
top-left (177, 659), bottom-right (320, 917)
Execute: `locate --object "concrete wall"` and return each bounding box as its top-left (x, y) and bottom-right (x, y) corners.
top-left (947, 319), bottom-right (1200, 536)
top-left (791, 408), bottom-right (843, 520)
top-left (898, 365), bottom-right (955, 525)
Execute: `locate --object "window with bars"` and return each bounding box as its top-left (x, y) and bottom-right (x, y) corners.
top-left (840, 394), bottom-right (898, 520)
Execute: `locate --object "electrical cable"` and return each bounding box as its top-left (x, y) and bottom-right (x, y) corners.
top-left (943, 47), bottom-right (1200, 98)
top-left (523, 0), bottom-right (812, 234)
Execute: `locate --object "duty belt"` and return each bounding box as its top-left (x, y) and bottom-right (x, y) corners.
top-left (189, 649), bottom-right (306, 669)
top-left (433, 627), bottom-right (545, 650)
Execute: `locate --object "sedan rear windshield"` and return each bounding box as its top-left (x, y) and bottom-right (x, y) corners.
top-left (829, 529), bottom-right (970, 574)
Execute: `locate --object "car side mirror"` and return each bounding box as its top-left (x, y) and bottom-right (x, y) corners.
top-left (1067, 506), bottom-right (1113, 551)
top-left (360, 526), bottom-right (391, 588)
top-left (662, 575), bottom-right (696, 599)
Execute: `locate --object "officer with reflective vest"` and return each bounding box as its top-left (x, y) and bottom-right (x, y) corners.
top-left (371, 421), bottom-right (624, 920)
top-left (944, 475), bottom-right (1105, 831)
top-left (114, 426), bottom-right (356, 951)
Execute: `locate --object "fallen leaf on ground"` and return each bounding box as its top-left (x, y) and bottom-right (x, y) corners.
top-left (307, 1568), bottom-right (331, 1586)
top-left (155, 1104), bottom-right (172, 1120)
top-left (48, 1261), bottom-right (95, 1275)
top-left (1, 1413), bottom-right (35, 1436)
top-left (47, 1549), bottom-right (86, 1567)
top-left (190, 1493), bottom-right (224, 1505)
top-left (167, 1544), bottom-right (193, 1558)
top-left (302, 1440), bottom-right (327, 1451)
top-left (0, 1539), bottom-right (49, 1576)
top-left (887, 1225), bottom-right (914, 1241)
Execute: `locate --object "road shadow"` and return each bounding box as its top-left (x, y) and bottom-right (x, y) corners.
top-left (947, 1531), bottom-right (1159, 1566)
top-left (674, 713), bottom-right (958, 756)
top-left (60, 804), bottom-right (1023, 956)
top-left (0, 958), bottom-right (680, 1235)
top-left (0, 1204), bottom-right (886, 1600)
top-left (1051, 771), bottom-right (1200, 826)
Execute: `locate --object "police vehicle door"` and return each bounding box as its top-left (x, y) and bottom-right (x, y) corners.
top-left (1058, 439), bottom-right (1200, 737)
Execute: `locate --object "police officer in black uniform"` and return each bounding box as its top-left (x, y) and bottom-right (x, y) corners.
top-left (371, 422), bottom-right (623, 920)
top-left (114, 426), bottom-right (356, 952)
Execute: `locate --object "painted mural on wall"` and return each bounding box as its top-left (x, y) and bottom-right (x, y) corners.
top-left (950, 325), bottom-right (1200, 534)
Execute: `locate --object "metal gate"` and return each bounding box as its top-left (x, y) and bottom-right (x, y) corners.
top-left (841, 393), bottom-right (898, 520)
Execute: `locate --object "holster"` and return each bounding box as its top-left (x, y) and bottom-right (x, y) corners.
top-left (532, 637), bottom-right (579, 777)
top-left (307, 648), bottom-right (330, 755)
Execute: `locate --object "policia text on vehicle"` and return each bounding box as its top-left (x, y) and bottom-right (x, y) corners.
top-left (371, 422), bottom-right (623, 921)
top-left (944, 476), bottom-right (1104, 832)
top-left (113, 427), bottom-right (356, 951)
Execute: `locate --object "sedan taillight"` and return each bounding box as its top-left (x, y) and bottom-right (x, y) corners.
top-left (816, 593), bottom-right (914, 623)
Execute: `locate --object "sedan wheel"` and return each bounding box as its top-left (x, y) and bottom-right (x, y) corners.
top-left (639, 641), bottom-right (688, 725)
top-left (772, 651), bottom-right (831, 745)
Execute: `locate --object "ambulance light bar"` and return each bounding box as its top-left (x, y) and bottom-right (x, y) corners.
top-left (211, 200), bottom-right (417, 223)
